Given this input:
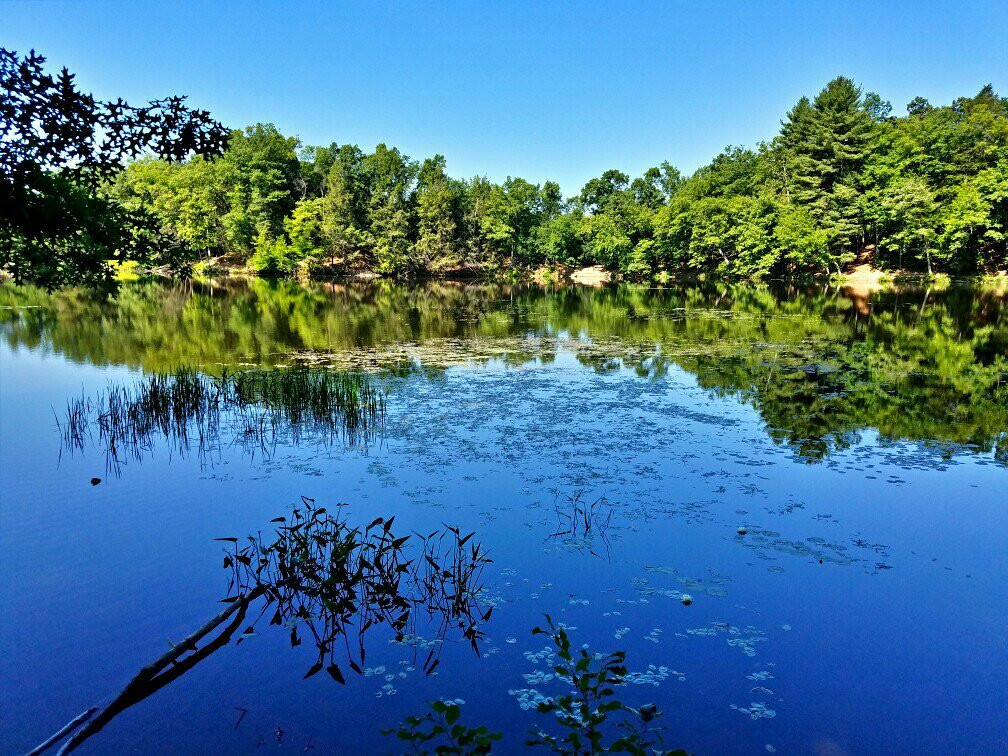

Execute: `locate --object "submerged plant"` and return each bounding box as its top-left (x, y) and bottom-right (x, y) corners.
top-left (548, 490), bottom-right (614, 559)
top-left (383, 700), bottom-right (502, 755)
top-left (386, 617), bottom-right (688, 755)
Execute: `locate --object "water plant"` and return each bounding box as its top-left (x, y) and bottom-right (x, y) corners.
top-left (31, 499), bottom-right (491, 754)
top-left (386, 617), bottom-right (687, 755)
top-left (525, 615), bottom-right (683, 755)
top-left (59, 365), bottom-right (385, 469)
top-left (383, 700), bottom-right (503, 755)
top-left (222, 497), bottom-right (493, 679)
top-left (548, 490), bottom-right (614, 558)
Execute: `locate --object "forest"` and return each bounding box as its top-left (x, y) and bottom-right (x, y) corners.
top-left (115, 79), bottom-right (1008, 280)
top-left (3, 48), bottom-right (1007, 286)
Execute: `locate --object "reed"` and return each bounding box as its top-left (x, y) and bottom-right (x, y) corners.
top-left (60, 365), bottom-right (385, 469)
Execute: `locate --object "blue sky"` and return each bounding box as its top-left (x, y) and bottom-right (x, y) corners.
top-left (6, 0), bottom-right (1007, 195)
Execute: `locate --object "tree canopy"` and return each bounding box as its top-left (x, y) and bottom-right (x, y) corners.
top-left (0, 48), bottom-right (229, 287)
top-left (4, 55), bottom-right (1007, 285)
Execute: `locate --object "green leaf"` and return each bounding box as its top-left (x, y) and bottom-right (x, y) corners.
top-left (444, 704), bottom-right (460, 725)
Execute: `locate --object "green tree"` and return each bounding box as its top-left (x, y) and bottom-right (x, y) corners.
top-left (319, 144), bottom-right (373, 270)
top-left (217, 124), bottom-right (301, 255)
top-left (0, 48), bottom-right (228, 286)
top-left (363, 143), bottom-right (417, 274)
top-left (880, 176), bottom-right (939, 272)
top-left (415, 155), bottom-right (462, 272)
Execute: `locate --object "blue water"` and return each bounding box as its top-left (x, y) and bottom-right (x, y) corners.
top-left (1, 283), bottom-right (1007, 755)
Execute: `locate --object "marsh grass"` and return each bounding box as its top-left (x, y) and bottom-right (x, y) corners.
top-left (59, 366), bottom-right (385, 469)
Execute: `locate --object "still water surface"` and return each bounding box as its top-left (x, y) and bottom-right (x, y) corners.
top-left (1, 279), bottom-right (1006, 754)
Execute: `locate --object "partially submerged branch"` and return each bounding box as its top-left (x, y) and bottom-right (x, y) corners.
top-left (31, 499), bottom-right (491, 753)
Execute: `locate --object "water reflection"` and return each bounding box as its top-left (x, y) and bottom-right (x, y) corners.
top-left (33, 499), bottom-right (491, 754)
top-left (224, 498), bottom-right (492, 679)
top-left (3, 277), bottom-right (1006, 464)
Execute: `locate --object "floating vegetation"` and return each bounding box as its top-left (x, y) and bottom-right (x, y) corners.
top-left (738, 528), bottom-right (857, 567)
top-left (747, 667), bottom-right (775, 682)
top-left (623, 665), bottom-right (675, 687)
top-left (510, 687), bottom-right (555, 713)
top-left (683, 622), bottom-right (768, 658)
top-left (384, 619), bottom-right (689, 752)
top-left (33, 498), bottom-right (491, 754)
top-left (58, 366), bottom-right (385, 470)
top-left (731, 702), bottom-right (777, 720)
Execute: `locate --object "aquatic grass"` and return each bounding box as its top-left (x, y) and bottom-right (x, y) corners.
top-left (226, 366), bottom-right (385, 445)
top-left (60, 365), bottom-right (385, 469)
top-left (57, 396), bottom-right (92, 455)
top-left (548, 491), bottom-right (614, 559)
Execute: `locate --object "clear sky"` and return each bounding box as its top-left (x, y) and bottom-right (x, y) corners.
top-left (6, 0), bottom-right (1007, 195)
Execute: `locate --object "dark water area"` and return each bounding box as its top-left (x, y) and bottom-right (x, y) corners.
top-left (1, 278), bottom-right (1006, 754)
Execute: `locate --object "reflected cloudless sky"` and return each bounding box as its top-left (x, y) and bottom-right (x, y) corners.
top-left (6, 0), bottom-right (1007, 194)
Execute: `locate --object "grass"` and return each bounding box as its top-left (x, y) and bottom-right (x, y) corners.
top-left (60, 365), bottom-right (385, 469)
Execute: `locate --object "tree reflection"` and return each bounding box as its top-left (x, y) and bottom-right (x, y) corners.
top-left (5, 278), bottom-right (1006, 464)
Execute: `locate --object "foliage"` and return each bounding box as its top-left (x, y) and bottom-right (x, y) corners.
top-left (524, 615), bottom-right (683, 755)
top-left (383, 618), bottom-right (688, 755)
top-left (0, 48), bottom-right (229, 287)
top-left (11, 279), bottom-right (1004, 465)
top-left (384, 700), bottom-right (503, 755)
top-left (60, 365), bottom-right (385, 468)
top-left (7, 55), bottom-right (1008, 285)
top-left (223, 497), bottom-right (493, 681)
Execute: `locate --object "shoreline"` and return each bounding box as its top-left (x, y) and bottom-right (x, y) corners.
top-left (166, 256), bottom-right (1008, 287)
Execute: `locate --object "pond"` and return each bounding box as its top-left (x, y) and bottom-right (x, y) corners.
top-left (1, 278), bottom-right (1006, 754)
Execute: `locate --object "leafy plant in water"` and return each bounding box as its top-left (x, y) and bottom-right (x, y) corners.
top-left (384, 617), bottom-right (687, 755)
top-left (548, 490), bottom-right (614, 559)
top-left (383, 700), bottom-right (503, 755)
top-left (525, 615), bottom-right (683, 755)
top-left (222, 497), bottom-right (492, 681)
top-left (30, 500), bottom-right (492, 755)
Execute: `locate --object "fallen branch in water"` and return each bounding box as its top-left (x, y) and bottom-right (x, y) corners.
top-left (29, 499), bottom-right (492, 753)
top-left (29, 586), bottom-right (266, 755)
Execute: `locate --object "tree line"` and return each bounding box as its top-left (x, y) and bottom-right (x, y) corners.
top-left (3, 48), bottom-right (1006, 286)
top-left (113, 77), bottom-right (1008, 279)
